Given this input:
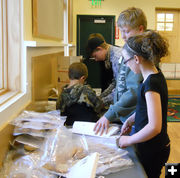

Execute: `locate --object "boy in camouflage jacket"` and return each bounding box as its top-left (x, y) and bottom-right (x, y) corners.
top-left (56, 62), bottom-right (103, 126)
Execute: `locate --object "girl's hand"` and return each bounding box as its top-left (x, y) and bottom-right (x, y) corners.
top-left (120, 119), bottom-right (134, 136)
top-left (117, 135), bottom-right (132, 148)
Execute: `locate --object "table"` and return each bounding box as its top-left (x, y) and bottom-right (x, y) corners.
top-left (105, 146), bottom-right (147, 178)
top-left (83, 134), bottom-right (147, 178)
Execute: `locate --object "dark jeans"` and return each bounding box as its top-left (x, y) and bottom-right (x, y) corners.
top-left (136, 144), bottom-right (170, 178)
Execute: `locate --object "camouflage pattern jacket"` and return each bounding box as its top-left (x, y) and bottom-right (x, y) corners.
top-left (56, 83), bottom-right (103, 114)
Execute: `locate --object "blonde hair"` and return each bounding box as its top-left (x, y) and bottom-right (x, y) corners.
top-left (117, 7), bottom-right (147, 30)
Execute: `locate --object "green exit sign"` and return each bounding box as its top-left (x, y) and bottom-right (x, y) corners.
top-left (91, 0), bottom-right (104, 6)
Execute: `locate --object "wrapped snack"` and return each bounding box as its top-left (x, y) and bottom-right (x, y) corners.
top-left (8, 154), bottom-right (57, 178)
top-left (12, 110), bottom-right (66, 138)
top-left (0, 150), bottom-right (57, 178)
top-left (85, 136), bottom-right (134, 175)
top-left (12, 121), bottom-right (58, 130)
top-left (42, 126), bottom-right (88, 174)
top-left (11, 110), bottom-right (65, 128)
top-left (12, 135), bottom-right (44, 151)
top-left (13, 127), bottom-right (52, 138)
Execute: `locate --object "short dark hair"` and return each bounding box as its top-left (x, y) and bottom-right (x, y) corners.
top-left (68, 62), bottom-right (88, 80)
top-left (86, 33), bottom-right (106, 58)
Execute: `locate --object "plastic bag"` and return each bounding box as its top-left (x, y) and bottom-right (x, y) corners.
top-left (0, 150), bottom-right (57, 178)
top-left (41, 126), bottom-right (88, 175)
top-left (12, 135), bottom-right (44, 151)
top-left (8, 154), bottom-right (57, 178)
top-left (12, 110), bottom-right (66, 137)
top-left (85, 136), bottom-right (134, 175)
top-left (11, 110), bottom-right (64, 129)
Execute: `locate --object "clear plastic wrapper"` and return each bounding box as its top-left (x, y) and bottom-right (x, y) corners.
top-left (0, 150), bottom-right (57, 178)
top-left (13, 127), bottom-right (53, 137)
top-left (12, 110), bottom-right (66, 137)
top-left (12, 135), bottom-right (44, 150)
top-left (11, 110), bottom-right (65, 130)
top-left (12, 110), bottom-right (62, 125)
top-left (2, 108), bottom-right (133, 177)
top-left (41, 126), bottom-right (88, 175)
top-left (85, 136), bottom-right (134, 175)
top-left (12, 116), bottom-right (62, 125)
top-left (12, 121), bottom-right (59, 130)
top-left (14, 110), bottom-right (60, 119)
top-left (9, 154), bottom-right (57, 178)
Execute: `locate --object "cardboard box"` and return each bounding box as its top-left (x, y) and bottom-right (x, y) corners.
top-left (57, 71), bottom-right (69, 83)
top-left (57, 56), bottom-right (82, 94)
top-left (57, 56), bottom-right (82, 71)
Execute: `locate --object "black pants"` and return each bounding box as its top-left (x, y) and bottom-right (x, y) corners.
top-left (63, 103), bottom-right (98, 126)
top-left (136, 144), bottom-right (170, 178)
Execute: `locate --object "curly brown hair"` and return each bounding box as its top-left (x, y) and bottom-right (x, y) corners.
top-left (123, 30), bottom-right (169, 64)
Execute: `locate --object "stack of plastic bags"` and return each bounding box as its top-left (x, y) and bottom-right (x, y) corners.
top-left (11, 110), bottom-right (64, 152)
top-left (0, 110), bottom-right (134, 177)
top-left (0, 110), bottom-right (89, 177)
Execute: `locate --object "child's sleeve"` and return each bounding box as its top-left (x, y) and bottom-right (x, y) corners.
top-left (56, 92), bottom-right (66, 112)
top-left (84, 85), bottom-right (103, 113)
top-left (104, 69), bottom-right (142, 122)
top-left (56, 94), bottom-right (62, 110)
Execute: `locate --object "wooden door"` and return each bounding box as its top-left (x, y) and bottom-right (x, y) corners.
top-left (156, 9), bottom-right (180, 95)
top-left (156, 9), bottom-right (180, 63)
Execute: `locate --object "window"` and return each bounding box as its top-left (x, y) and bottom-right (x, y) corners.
top-left (0, 11), bottom-right (2, 89)
top-left (156, 12), bottom-right (174, 31)
top-left (0, 0), bottom-right (7, 93)
top-left (0, 0), bottom-right (5, 90)
top-left (0, 0), bottom-right (22, 105)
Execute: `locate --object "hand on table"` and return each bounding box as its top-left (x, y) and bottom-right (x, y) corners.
top-left (93, 116), bottom-right (109, 135)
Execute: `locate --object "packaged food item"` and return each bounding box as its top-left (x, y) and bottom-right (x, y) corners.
top-left (12, 135), bottom-right (44, 151)
top-left (85, 136), bottom-right (134, 175)
top-left (42, 127), bottom-right (88, 174)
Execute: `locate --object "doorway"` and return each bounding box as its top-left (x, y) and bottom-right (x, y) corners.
top-left (77, 15), bottom-right (115, 90)
top-left (156, 9), bottom-right (180, 63)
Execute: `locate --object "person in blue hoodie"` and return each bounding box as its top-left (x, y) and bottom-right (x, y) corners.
top-left (93, 7), bottom-right (146, 135)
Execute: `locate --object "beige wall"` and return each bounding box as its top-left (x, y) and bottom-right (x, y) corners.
top-left (73, 0), bottom-right (180, 46)
top-left (23, 0), bottom-right (32, 41)
top-left (24, 0), bottom-right (180, 45)
top-left (23, 0), bottom-right (64, 43)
